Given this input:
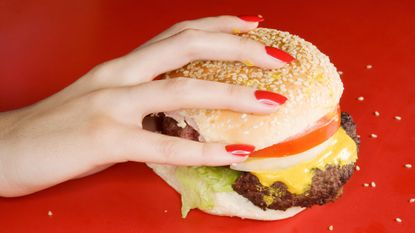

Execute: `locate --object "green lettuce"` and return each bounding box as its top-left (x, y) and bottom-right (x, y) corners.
top-left (175, 166), bottom-right (241, 218)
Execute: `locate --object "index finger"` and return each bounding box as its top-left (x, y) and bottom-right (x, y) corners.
top-left (139, 15), bottom-right (263, 48)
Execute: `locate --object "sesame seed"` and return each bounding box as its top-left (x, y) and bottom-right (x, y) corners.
top-left (338, 71), bottom-right (343, 75)
top-left (366, 64), bottom-right (373, 69)
top-left (409, 198), bottom-right (415, 203)
top-left (373, 111), bottom-right (380, 117)
top-left (164, 210), bottom-right (168, 213)
top-left (232, 28), bottom-right (241, 34)
top-left (404, 164), bottom-right (412, 169)
top-left (48, 210), bottom-right (53, 217)
top-left (370, 181), bottom-right (376, 187)
top-left (328, 225), bottom-right (334, 231)
top-left (363, 183), bottom-right (369, 187)
top-left (370, 133), bottom-right (378, 138)
top-left (242, 60), bottom-right (254, 67)
top-left (395, 217), bottom-right (402, 223)
top-left (357, 134), bottom-right (361, 138)
top-left (394, 116), bottom-right (402, 121)
top-left (355, 165), bottom-right (361, 171)
top-left (163, 28), bottom-right (346, 149)
top-left (357, 96), bottom-right (365, 101)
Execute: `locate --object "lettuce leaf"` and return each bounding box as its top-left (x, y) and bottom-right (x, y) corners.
top-left (175, 166), bottom-right (241, 218)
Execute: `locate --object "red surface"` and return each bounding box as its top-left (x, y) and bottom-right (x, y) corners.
top-left (1, 1), bottom-right (414, 232)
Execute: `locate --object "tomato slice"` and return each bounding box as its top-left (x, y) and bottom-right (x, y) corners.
top-left (250, 107), bottom-right (341, 158)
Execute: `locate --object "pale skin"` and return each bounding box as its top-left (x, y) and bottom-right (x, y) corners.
top-left (0, 16), bottom-right (288, 197)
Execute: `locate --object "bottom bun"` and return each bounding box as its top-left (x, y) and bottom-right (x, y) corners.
top-left (147, 163), bottom-right (305, 221)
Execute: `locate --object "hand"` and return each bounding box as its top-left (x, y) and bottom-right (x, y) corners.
top-left (0, 15), bottom-right (290, 197)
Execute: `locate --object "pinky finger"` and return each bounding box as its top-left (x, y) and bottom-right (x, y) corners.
top-left (116, 129), bottom-right (254, 166)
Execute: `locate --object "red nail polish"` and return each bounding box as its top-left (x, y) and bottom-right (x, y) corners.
top-left (255, 90), bottom-right (287, 106)
top-left (238, 15), bottom-right (264, 22)
top-left (225, 144), bottom-right (255, 156)
top-left (265, 46), bottom-right (295, 63)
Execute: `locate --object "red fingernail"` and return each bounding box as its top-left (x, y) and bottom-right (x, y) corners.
top-left (225, 144), bottom-right (255, 156)
top-left (265, 46), bottom-right (295, 63)
top-left (255, 90), bottom-right (287, 106)
top-left (238, 15), bottom-right (264, 22)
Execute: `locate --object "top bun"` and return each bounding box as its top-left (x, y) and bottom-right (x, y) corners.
top-left (163, 28), bottom-right (343, 149)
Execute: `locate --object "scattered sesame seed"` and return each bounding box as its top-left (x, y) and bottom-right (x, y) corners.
top-left (395, 217), bottom-right (402, 223)
top-left (370, 133), bottom-right (378, 138)
top-left (404, 164), bottom-right (412, 169)
top-left (338, 71), bottom-right (343, 75)
top-left (328, 225), bottom-right (334, 231)
top-left (242, 60), bottom-right (254, 67)
top-left (394, 116), bottom-right (402, 121)
top-left (232, 28), bottom-right (241, 34)
top-left (366, 64), bottom-right (373, 69)
top-left (357, 96), bottom-right (365, 101)
top-left (355, 165), bottom-right (361, 171)
top-left (164, 210), bottom-right (168, 213)
top-left (373, 111), bottom-right (380, 117)
top-left (409, 198), bottom-right (415, 203)
top-left (48, 210), bottom-right (53, 217)
top-left (357, 134), bottom-right (361, 138)
top-left (370, 181), bottom-right (376, 188)
top-left (363, 183), bottom-right (370, 187)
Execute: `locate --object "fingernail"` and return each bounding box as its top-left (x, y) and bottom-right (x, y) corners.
top-left (265, 46), bottom-right (295, 63)
top-left (225, 144), bottom-right (255, 156)
top-left (255, 90), bottom-right (287, 106)
top-left (238, 15), bottom-right (264, 22)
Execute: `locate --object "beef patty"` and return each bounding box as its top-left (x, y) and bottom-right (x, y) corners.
top-left (233, 112), bottom-right (359, 210)
top-left (160, 112), bottom-right (359, 211)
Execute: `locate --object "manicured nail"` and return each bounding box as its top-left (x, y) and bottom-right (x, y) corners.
top-left (225, 144), bottom-right (255, 156)
top-left (255, 90), bottom-right (287, 106)
top-left (238, 15), bottom-right (264, 22)
top-left (265, 46), bottom-right (295, 63)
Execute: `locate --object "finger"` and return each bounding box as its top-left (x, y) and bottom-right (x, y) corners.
top-left (113, 78), bottom-right (287, 120)
top-left (119, 29), bottom-right (294, 84)
top-left (140, 15), bottom-right (262, 47)
top-left (116, 129), bottom-right (251, 166)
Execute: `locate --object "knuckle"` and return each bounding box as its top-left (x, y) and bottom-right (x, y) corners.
top-left (177, 28), bottom-right (202, 41)
top-left (164, 77), bottom-right (195, 96)
top-left (238, 37), bottom-right (253, 47)
top-left (175, 29), bottom-right (205, 58)
top-left (224, 83), bottom-right (243, 99)
top-left (170, 20), bottom-right (192, 32)
top-left (85, 115), bottom-right (114, 144)
top-left (158, 139), bottom-right (179, 162)
top-left (200, 143), bottom-right (211, 161)
top-left (237, 37), bottom-right (255, 56)
top-left (86, 90), bottom-right (112, 110)
top-left (88, 60), bottom-right (120, 81)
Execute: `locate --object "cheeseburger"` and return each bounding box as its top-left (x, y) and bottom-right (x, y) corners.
top-left (147, 28), bottom-right (360, 220)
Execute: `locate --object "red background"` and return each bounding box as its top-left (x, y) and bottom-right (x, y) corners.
top-left (1, 1), bottom-right (414, 232)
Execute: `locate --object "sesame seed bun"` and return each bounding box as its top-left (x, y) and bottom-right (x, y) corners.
top-left (151, 28), bottom-right (343, 220)
top-left (147, 163), bottom-right (304, 220)
top-left (163, 28), bottom-right (343, 149)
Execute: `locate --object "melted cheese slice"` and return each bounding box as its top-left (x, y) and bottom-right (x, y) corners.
top-left (251, 128), bottom-right (357, 194)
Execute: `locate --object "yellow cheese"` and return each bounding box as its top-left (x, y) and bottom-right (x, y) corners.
top-left (251, 128), bottom-right (357, 194)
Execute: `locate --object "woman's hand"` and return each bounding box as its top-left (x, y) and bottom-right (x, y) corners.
top-left (0, 15), bottom-right (291, 197)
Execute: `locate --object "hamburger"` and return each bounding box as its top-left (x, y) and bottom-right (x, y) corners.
top-left (147, 28), bottom-right (359, 220)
